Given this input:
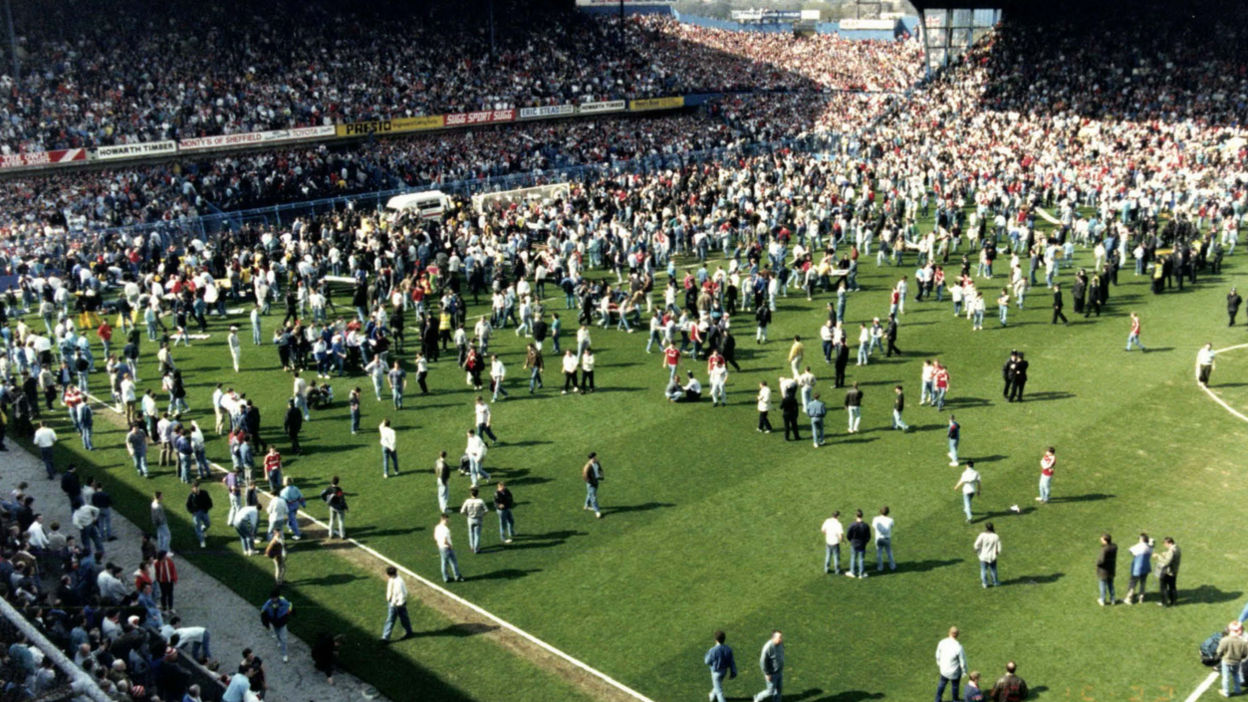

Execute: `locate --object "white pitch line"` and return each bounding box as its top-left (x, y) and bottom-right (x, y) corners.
top-left (1183, 672), bottom-right (1218, 702)
top-left (1198, 343), bottom-right (1248, 423)
top-left (83, 392), bottom-right (656, 702)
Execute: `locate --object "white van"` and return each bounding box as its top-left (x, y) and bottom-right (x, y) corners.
top-left (385, 190), bottom-right (454, 221)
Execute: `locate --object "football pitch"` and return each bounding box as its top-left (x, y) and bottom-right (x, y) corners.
top-left (17, 212), bottom-right (1248, 702)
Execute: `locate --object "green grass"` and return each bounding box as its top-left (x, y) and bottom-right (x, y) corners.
top-left (20, 213), bottom-right (1248, 702)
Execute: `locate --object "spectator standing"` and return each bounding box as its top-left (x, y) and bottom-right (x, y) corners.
top-left (1216, 622), bottom-right (1248, 697)
top-left (844, 382), bottom-right (863, 434)
top-left (973, 523), bottom-right (1001, 588)
top-left (380, 419), bottom-right (399, 478)
top-left (704, 630), bottom-right (737, 702)
top-left (989, 661), bottom-right (1028, 702)
top-left (1153, 537), bottom-right (1181, 607)
top-left (1124, 534), bottom-right (1154, 605)
top-left (320, 476), bottom-right (348, 540)
top-left (460, 488), bottom-right (489, 554)
top-left (872, 507), bottom-right (896, 574)
top-left (185, 482), bottom-right (213, 549)
top-left (494, 482), bottom-right (515, 544)
top-left (265, 533), bottom-right (286, 585)
top-left (583, 452), bottom-right (604, 519)
top-left (820, 511), bottom-right (844, 575)
top-left (935, 626), bottom-right (968, 702)
top-left (259, 588), bottom-right (293, 662)
top-left (33, 422), bottom-right (57, 479)
top-left (151, 491), bottom-right (171, 553)
top-left (434, 452), bottom-right (452, 514)
top-left (381, 566), bottom-right (415, 642)
top-left (846, 510), bottom-right (870, 579)
top-left (155, 550), bottom-right (178, 613)
top-left (1096, 534), bottom-right (1118, 606)
top-left (434, 514), bottom-right (465, 583)
top-left (753, 630), bottom-right (784, 702)
top-left (1036, 448), bottom-right (1056, 504)
top-left (947, 415), bottom-right (960, 466)
top-left (954, 462), bottom-right (981, 523)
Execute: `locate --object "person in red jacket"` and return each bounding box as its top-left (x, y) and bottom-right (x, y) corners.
top-left (154, 550), bottom-right (178, 613)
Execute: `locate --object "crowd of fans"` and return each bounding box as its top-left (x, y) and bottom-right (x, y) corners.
top-left (0, 0), bottom-right (922, 154)
top-left (627, 14), bottom-right (924, 94)
top-left (0, 479), bottom-right (224, 701)
top-left (0, 14), bottom-right (1243, 261)
top-left (715, 92), bottom-right (902, 142)
top-left (864, 20), bottom-right (1247, 233)
top-left (0, 111), bottom-right (756, 236)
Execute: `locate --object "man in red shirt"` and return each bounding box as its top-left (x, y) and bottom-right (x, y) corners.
top-left (1125, 312), bottom-right (1147, 352)
top-left (663, 342), bottom-right (681, 383)
top-left (263, 447), bottom-right (283, 494)
top-left (933, 362), bottom-right (950, 411)
top-left (97, 321), bottom-right (113, 359)
top-left (1037, 447), bottom-right (1056, 503)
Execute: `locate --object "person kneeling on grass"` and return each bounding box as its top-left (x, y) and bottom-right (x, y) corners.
top-left (667, 371), bottom-right (702, 402)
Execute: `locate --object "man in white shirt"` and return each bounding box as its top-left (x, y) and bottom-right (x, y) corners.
top-left (490, 355), bottom-right (508, 402)
top-left (973, 523), bottom-right (1001, 588)
top-left (934, 626), bottom-right (968, 702)
top-left (954, 462), bottom-right (981, 523)
top-left (97, 564), bottom-right (130, 604)
top-left (871, 507), bottom-right (896, 573)
top-left (474, 397), bottom-right (498, 444)
top-left (464, 429), bottom-right (491, 487)
top-left (820, 511), bottom-right (845, 575)
top-left (381, 566), bottom-right (415, 641)
top-left (292, 373), bottom-right (310, 421)
top-left (434, 515), bottom-right (464, 583)
top-left (33, 422), bottom-right (57, 479)
top-left (121, 375), bottom-right (138, 423)
top-left (379, 419), bottom-right (399, 478)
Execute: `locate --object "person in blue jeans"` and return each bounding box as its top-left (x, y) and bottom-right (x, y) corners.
top-left (1218, 622), bottom-right (1248, 696)
top-left (845, 510), bottom-right (870, 578)
top-left (947, 415), bottom-right (960, 466)
top-left (753, 631), bottom-right (784, 702)
top-left (704, 630), bottom-right (738, 702)
top-left (435, 514), bottom-right (465, 583)
top-left (872, 506), bottom-right (896, 573)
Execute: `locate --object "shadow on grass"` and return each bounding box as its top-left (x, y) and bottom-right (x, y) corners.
top-left (469, 568), bottom-right (543, 582)
top-left (406, 622), bottom-right (500, 639)
top-left (902, 558), bottom-right (963, 573)
top-left (1032, 686), bottom-right (1051, 699)
top-left (838, 437), bottom-right (879, 445)
top-left (968, 454), bottom-right (1008, 463)
top-left (602, 502), bottom-right (676, 516)
top-left (1025, 391), bottom-right (1076, 402)
top-left (946, 397), bottom-right (992, 409)
top-left (813, 691), bottom-right (886, 702)
top-left (1002, 572), bottom-right (1065, 586)
top-left (1180, 585), bottom-right (1243, 605)
top-left (291, 572), bottom-right (368, 587)
top-left (498, 439), bottom-right (554, 448)
top-left (1046, 493), bottom-right (1115, 504)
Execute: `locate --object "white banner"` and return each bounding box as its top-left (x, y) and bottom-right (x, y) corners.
top-left (95, 141), bottom-right (177, 161)
top-left (840, 18), bottom-right (896, 30)
top-left (577, 100), bottom-right (627, 115)
top-left (519, 105), bottom-right (576, 120)
top-left (178, 126), bottom-right (335, 152)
